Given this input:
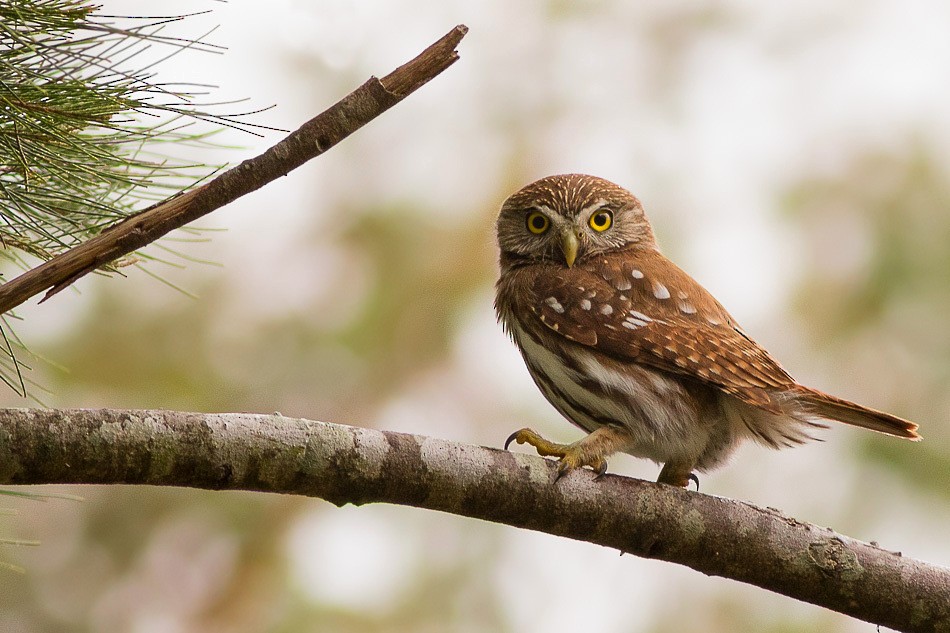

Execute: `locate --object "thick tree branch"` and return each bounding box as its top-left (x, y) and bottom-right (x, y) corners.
top-left (0, 408), bottom-right (946, 631)
top-left (0, 25), bottom-right (468, 314)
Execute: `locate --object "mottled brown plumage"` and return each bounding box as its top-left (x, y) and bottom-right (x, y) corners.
top-left (495, 174), bottom-right (919, 487)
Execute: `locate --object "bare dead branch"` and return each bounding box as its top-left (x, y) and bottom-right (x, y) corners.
top-left (0, 407), bottom-right (946, 632)
top-left (0, 25), bottom-right (469, 314)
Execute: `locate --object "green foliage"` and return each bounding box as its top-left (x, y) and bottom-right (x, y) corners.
top-left (0, 1), bottom-right (260, 395)
top-left (0, 0), bottom-right (222, 263)
top-left (0, 1), bottom-right (254, 543)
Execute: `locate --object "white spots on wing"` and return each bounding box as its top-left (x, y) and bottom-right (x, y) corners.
top-left (584, 289), bottom-right (597, 299)
top-left (673, 290), bottom-right (695, 313)
top-left (652, 282), bottom-right (671, 300)
top-left (631, 269), bottom-right (644, 279)
top-left (599, 304), bottom-right (613, 316)
top-left (544, 296), bottom-right (564, 314)
top-left (580, 299), bottom-right (591, 311)
top-left (614, 278), bottom-right (632, 291)
top-left (678, 301), bottom-right (697, 315)
top-left (623, 311), bottom-right (653, 329)
top-left (707, 316), bottom-right (722, 326)
top-left (619, 295), bottom-right (629, 302)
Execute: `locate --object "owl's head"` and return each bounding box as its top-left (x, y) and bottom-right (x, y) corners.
top-left (496, 174), bottom-right (656, 269)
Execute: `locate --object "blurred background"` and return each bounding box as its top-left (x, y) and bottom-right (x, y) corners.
top-left (2, 1), bottom-right (949, 631)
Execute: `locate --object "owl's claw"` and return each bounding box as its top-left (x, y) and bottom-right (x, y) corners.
top-left (505, 427), bottom-right (610, 481)
top-left (688, 473), bottom-right (700, 490)
top-left (657, 462), bottom-right (701, 489)
top-left (503, 429), bottom-right (525, 451)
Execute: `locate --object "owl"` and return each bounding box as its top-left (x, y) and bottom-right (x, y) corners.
top-left (494, 174), bottom-right (919, 488)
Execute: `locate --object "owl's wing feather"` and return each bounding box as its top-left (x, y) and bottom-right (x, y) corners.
top-left (529, 256), bottom-right (796, 412)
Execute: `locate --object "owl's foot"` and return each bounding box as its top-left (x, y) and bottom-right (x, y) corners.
top-left (505, 428), bottom-right (608, 479)
top-left (657, 461), bottom-right (700, 489)
top-left (504, 425), bottom-right (635, 481)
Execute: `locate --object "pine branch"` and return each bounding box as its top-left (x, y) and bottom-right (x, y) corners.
top-left (0, 407), bottom-right (947, 632)
top-left (0, 2), bottom-right (284, 396)
top-left (0, 23), bottom-right (468, 313)
top-left (0, 2), bottom-right (256, 264)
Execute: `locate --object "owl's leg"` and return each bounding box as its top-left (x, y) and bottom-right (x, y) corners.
top-left (657, 461), bottom-right (700, 489)
top-left (504, 425), bottom-right (635, 480)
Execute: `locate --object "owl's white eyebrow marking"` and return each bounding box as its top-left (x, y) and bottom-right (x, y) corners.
top-left (679, 301), bottom-right (697, 314)
top-left (652, 282), bottom-right (671, 300)
top-left (599, 304), bottom-right (613, 315)
top-left (580, 299), bottom-right (592, 311)
top-left (579, 199), bottom-right (608, 216)
top-left (544, 297), bottom-right (565, 313)
top-left (631, 269), bottom-right (644, 279)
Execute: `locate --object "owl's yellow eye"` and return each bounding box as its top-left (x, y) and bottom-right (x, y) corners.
top-left (526, 211), bottom-right (550, 234)
top-left (589, 210), bottom-right (613, 232)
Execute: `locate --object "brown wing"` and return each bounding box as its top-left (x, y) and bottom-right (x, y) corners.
top-left (521, 249), bottom-right (798, 412)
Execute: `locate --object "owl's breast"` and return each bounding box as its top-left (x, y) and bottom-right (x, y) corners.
top-left (505, 314), bottom-right (721, 464)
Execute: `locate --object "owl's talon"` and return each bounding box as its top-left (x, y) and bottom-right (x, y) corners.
top-left (503, 428), bottom-right (567, 457)
top-left (688, 473), bottom-right (700, 490)
top-left (505, 427), bottom-right (612, 480)
top-left (503, 430), bottom-right (524, 451)
top-left (554, 453), bottom-right (608, 481)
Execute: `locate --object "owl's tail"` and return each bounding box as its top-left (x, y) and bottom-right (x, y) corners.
top-left (793, 387), bottom-right (920, 440)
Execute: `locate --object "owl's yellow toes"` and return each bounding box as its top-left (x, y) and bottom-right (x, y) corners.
top-left (504, 427), bottom-right (609, 480)
top-left (555, 451), bottom-right (608, 481)
top-left (504, 428), bottom-right (566, 456)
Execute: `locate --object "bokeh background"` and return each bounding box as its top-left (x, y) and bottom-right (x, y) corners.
top-left (2, 1), bottom-right (949, 631)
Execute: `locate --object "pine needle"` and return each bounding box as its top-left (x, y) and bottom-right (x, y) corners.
top-left (0, 1), bottom-right (267, 394)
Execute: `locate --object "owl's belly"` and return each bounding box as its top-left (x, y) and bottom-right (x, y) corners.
top-left (510, 321), bottom-right (732, 467)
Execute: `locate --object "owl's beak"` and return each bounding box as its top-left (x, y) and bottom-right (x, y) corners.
top-left (559, 229), bottom-right (579, 268)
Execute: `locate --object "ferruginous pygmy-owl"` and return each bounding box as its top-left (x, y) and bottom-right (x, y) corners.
top-left (495, 174), bottom-right (919, 488)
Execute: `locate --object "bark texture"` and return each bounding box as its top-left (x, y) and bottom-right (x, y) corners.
top-left (0, 25), bottom-right (468, 313)
top-left (0, 408), bottom-right (947, 632)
